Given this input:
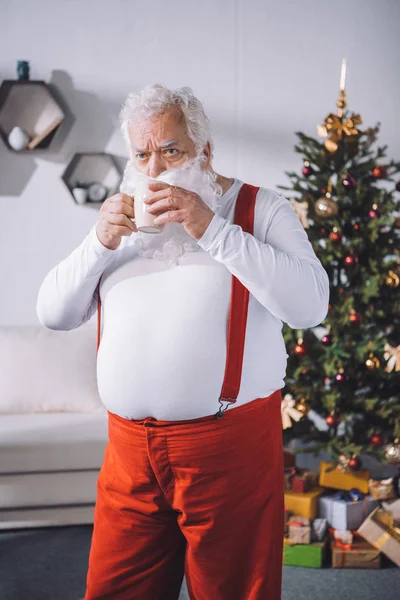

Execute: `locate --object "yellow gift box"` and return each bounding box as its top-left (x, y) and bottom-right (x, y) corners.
top-left (284, 487), bottom-right (326, 519)
top-left (319, 461), bottom-right (370, 494)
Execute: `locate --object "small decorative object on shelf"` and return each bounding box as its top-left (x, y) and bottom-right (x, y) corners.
top-left (0, 79), bottom-right (66, 152)
top-left (72, 182), bottom-right (88, 205)
top-left (61, 152), bottom-right (122, 207)
top-left (87, 182), bottom-right (108, 203)
top-left (8, 126), bottom-right (30, 151)
top-left (17, 60), bottom-right (30, 80)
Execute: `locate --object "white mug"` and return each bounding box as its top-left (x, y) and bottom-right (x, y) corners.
top-left (133, 180), bottom-right (165, 233)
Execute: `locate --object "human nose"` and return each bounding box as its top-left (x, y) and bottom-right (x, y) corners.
top-left (147, 152), bottom-right (166, 178)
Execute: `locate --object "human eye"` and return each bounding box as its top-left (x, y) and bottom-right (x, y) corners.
top-left (136, 152), bottom-right (148, 161)
top-left (164, 148), bottom-right (179, 156)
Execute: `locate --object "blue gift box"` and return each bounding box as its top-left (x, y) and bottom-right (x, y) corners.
top-left (319, 493), bottom-right (379, 531)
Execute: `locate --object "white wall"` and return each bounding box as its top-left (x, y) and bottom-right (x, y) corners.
top-left (1, 0), bottom-right (399, 325)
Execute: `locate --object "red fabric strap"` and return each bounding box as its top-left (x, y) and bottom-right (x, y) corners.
top-left (218, 183), bottom-right (258, 404)
top-left (97, 182), bottom-right (259, 406)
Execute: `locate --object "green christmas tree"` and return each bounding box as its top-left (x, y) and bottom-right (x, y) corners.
top-left (278, 60), bottom-right (400, 472)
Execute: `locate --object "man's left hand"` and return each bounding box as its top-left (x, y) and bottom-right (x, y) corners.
top-left (144, 182), bottom-right (215, 241)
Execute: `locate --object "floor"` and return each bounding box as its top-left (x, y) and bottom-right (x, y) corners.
top-left (0, 525), bottom-right (399, 600)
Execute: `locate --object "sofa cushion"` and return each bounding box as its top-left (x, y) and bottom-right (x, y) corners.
top-left (0, 323), bottom-right (106, 413)
top-left (0, 412), bottom-right (108, 473)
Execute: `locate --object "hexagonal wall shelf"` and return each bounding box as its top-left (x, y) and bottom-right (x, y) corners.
top-left (0, 80), bottom-right (66, 152)
top-left (61, 152), bottom-right (122, 207)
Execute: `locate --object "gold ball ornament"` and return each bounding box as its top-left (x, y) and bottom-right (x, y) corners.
top-left (314, 194), bottom-right (339, 219)
top-left (384, 438), bottom-right (400, 465)
top-left (366, 353), bottom-right (380, 370)
top-left (295, 397), bottom-right (310, 417)
top-left (394, 216), bottom-right (400, 229)
top-left (386, 270), bottom-right (400, 288)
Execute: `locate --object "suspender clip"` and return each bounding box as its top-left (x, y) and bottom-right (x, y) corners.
top-left (215, 397), bottom-right (235, 419)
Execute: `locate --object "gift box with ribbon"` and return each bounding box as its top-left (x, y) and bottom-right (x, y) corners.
top-left (319, 489), bottom-right (379, 531)
top-left (284, 467), bottom-right (318, 493)
top-left (330, 527), bottom-right (381, 569)
top-left (382, 498), bottom-right (400, 526)
top-left (287, 516), bottom-right (311, 544)
top-left (283, 536), bottom-right (328, 568)
top-left (358, 507), bottom-right (400, 567)
top-left (319, 460), bottom-right (370, 494)
top-left (292, 470), bottom-right (319, 494)
top-left (285, 487), bottom-right (327, 520)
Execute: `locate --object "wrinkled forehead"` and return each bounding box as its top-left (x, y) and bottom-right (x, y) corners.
top-left (127, 107), bottom-right (193, 151)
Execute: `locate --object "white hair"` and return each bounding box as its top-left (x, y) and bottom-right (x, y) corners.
top-left (119, 84), bottom-right (214, 162)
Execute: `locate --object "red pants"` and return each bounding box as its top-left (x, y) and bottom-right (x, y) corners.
top-left (84, 389), bottom-right (284, 600)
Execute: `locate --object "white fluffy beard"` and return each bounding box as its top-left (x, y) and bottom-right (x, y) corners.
top-left (119, 157), bottom-right (223, 266)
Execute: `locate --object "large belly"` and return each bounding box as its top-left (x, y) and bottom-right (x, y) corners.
top-left (96, 254), bottom-right (233, 419)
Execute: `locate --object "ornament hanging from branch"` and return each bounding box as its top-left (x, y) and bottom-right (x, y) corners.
top-left (290, 198), bottom-right (309, 229)
top-left (281, 394), bottom-right (304, 429)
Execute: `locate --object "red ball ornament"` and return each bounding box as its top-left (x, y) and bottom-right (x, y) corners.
top-left (321, 333), bottom-right (334, 346)
top-left (369, 209), bottom-right (382, 219)
top-left (302, 161), bottom-right (313, 177)
top-left (344, 254), bottom-right (358, 268)
top-left (370, 432), bottom-right (384, 447)
top-left (396, 181), bottom-right (400, 192)
top-left (330, 231), bottom-right (342, 243)
top-left (294, 340), bottom-right (308, 356)
top-left (372, 165), bottom-right (387, 179)
top-left (354, 223), bottom-right (360, 230)
top-left (349, 312), bottom-right (363, 325)
top-left (342, 174), bottom-right (356, 189)
top-left (348, 455), bottom-right (362, 471)
top-left (326, 413), bottom-right (339, 428)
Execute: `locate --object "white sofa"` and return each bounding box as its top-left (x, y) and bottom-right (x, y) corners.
top-left (0, 321), bottom-right (109, 530)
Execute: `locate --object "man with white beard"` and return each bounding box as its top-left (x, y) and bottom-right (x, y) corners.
top-left (37, 84), bottom-right (329, 600)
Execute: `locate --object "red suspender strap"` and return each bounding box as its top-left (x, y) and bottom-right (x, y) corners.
top-left (217, 183), bottom-right (259, 413)
top-left (96, 275), bottom-right (102, 355)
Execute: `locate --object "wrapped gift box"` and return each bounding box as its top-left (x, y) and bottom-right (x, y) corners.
top-left (283, 537), bottom-right (328, 568)
top-left (319, 461), bottom-right (370, 494)
top-left (292, 471), bottom-right (319, 494)
top-left (331, 534), bottom-right (381, 569)
top-left (382, 498), bottom-right (400, 525)
top-left (285, 487), bottom-right (327, 520)
top-left (358, 507), bottom-right (400, 567)
top-left (288, 516), bottom-right (311, 544)
top-left (319, 493), bottom-right (379, 531)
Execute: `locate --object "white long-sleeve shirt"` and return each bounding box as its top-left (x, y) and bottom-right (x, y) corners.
top-left (36, 179), bottom-right (329, 420)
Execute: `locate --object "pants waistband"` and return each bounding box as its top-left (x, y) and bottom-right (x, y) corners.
top-left (106, 390), bottom-right (282, 442)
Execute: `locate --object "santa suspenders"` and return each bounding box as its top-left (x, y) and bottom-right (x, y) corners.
top-left (96, 183), bottom-right (259, 420)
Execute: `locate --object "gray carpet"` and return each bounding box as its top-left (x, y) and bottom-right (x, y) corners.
top-left (0, 525), bottom-right (399, 600)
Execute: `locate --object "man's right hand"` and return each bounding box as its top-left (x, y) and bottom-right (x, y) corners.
top-left (96, 193), bottom-right (138, 250)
